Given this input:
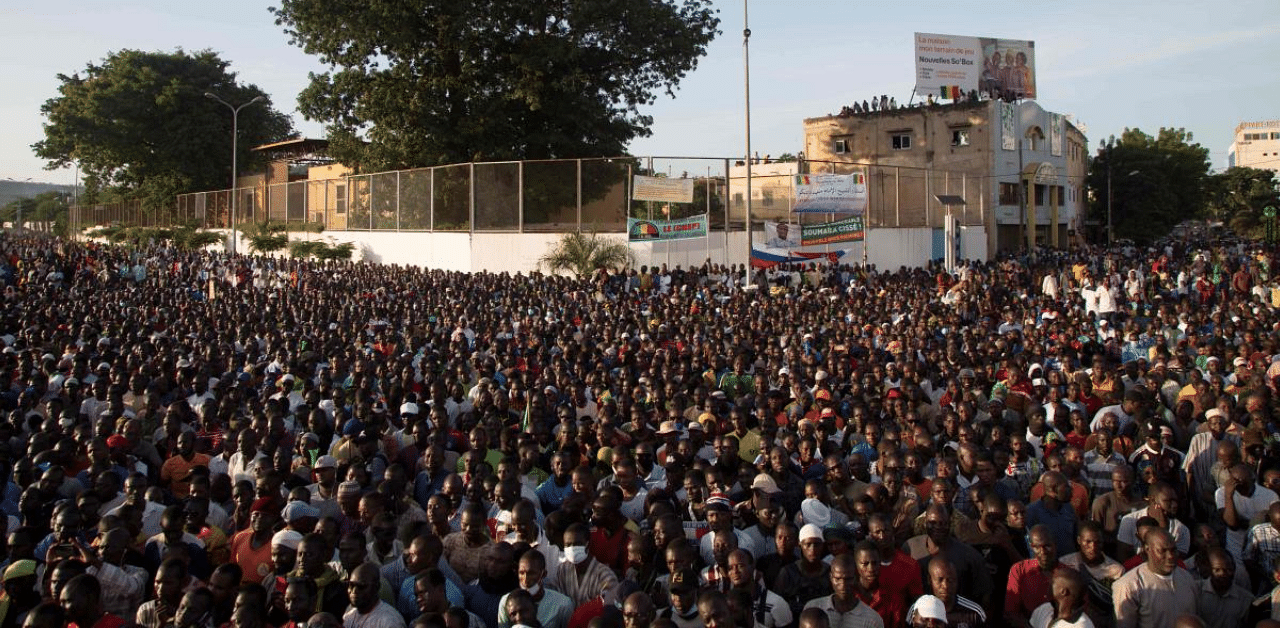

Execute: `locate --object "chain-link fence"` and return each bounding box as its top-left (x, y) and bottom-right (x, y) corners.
top-left (71, 156), bottom-right (986, 235)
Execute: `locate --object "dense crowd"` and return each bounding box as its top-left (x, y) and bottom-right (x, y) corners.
top-left (2, 231), bottom-right (1280, 628)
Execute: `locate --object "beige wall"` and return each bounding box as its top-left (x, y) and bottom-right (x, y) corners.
top-left (802, 101), bottom-right (993, 227)
top-left (1229, 121), bottom-right (1280, 173)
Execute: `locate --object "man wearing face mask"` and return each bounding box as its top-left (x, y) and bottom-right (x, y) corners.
top-left (497, 550), bottom-right (573, 628)
top-left (656, 569), bottom-right (703, 628)
top-left (551, 524), bottom-right (618, 607)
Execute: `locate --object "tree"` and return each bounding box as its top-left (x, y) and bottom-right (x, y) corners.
top-left (2, 191), bottom-right (70, 232)
top-left (1088, 128), bottom-right (1211, 243)
top-left (539, 231), bottom-right (633, 277)
top-left (271, 0), bottom-right (720, 172)
top-left (33, 49), bottom-right (295, 209)
top-left (1204, 167), bottom-right (1279, 238)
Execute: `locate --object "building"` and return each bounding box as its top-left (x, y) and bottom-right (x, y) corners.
top-left (802, 99), bottom-right (1087, 254)
top-left (1227, 121), bottom-right (1280, 174)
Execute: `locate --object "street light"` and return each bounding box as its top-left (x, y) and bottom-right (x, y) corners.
top-left (205, 93), bottom-right (266, 255)
top-left (3, 178), bottom-right (33, 230)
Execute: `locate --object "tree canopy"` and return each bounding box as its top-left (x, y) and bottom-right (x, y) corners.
top-left (1087, 127), bottom-right (1211, 243)
top-left (33, 49), bottom-right (295, 209)
top-left (271, 0), bottom-right (721, 172)
top-left (1205, 167), bottom-right (1279, 237)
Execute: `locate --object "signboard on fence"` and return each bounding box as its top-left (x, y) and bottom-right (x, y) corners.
top-left (793, 173), bottom-right (867, 214)
top-left (632, 175), bottom-right (695, 204)
top-left (764, 216), bottom-right (864, 248)
top-left (628, 214), bottom-right (708, 242)
top-left (914, 32), bottom-right (1037, 100)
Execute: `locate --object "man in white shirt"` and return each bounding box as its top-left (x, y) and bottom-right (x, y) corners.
top-left (343, 562), bottom-right (406, 628)
top-left (1216, 463), bottom-right (1279, 562)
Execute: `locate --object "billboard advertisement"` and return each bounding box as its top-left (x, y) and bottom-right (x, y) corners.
top-left (914, 32), bottom-right (1036, 100)
top-left (632, 175), bottom-right (695, 204)
top-left (627, 214), bottom-right (708, 242)
top-left (793, 173), bottom-right (867, 214)
top-left (764, 216), bottom-right (865, 248)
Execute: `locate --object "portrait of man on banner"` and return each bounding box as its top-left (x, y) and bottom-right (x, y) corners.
top-left (764, 222), bottom-right (802, 249)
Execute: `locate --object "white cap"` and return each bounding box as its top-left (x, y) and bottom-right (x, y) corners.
top-left (799, 524), bottom-right (824, 543)
top-left (908, 595), bottom-right (949, 624)
top-left (801, 498), bottom-right (831, 527)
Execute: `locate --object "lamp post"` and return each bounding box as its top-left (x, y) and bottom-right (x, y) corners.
top-left (205, 93), bottom-right (265, 255)
top-left (742, 0), bottom-right (753, 267)
top-left (3, 178), bottom-right (33, 230)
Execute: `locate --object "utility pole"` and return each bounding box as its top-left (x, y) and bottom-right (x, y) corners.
top-left (743, 0), bottom-right (753, 268)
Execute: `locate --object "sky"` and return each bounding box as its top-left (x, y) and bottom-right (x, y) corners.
top-left (3, 0), bottom-right (1279, 187)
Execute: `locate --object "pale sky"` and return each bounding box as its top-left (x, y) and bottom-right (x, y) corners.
top-left (3, 0), bottom-right (1279, 187)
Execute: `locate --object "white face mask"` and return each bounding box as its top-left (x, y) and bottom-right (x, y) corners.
top-left (562, 545), bottom-right (589, 565)
top-left (524, 583), bottom-right (542, 597)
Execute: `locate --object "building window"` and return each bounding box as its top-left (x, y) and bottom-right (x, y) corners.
top-left (891, 134), bottom-right (912, 150)
top-left (1057, 186), bottom-right (1065, 205)
top-left (999, 182), bottom-right (1019, 205)
top-left (761, 190), bottom-right (774, 206)
top-left (335, 185), bottom-right (347, 214)
top-left (834, 139), bottom-right (850, 154)
top-left (733, 193), bottom-right (744, 204)
top-left (1272, 132), bottom-right (1280, 140)
top-left (951, 129), bottom-right (970, 147)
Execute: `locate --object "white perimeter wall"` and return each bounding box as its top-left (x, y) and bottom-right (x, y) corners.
top-left (174, 227), bottom-right (989, 274)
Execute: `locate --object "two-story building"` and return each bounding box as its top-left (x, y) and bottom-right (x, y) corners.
top-left (802, 98), bottom-right (1087, 255)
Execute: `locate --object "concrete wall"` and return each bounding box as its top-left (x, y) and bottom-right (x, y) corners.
top-left (206, 226), bottom-right (987, 274)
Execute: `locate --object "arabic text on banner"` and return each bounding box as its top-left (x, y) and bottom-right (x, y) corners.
top-left (793, 173), bottom-right (868, 214)
top-left (627, 214), bottom-right (708, 242)
top-left (631, 175), bottom-right (695, 204)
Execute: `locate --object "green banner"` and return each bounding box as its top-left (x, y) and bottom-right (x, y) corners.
top-left (801, 216), bottom-right (864, 245)
top-left (628, 214), bottom-right (709, 242)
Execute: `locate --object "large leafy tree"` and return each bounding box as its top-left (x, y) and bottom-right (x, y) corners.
top-left (271, 0), bottom-right (720, 172)
top-left (1088, 128), bottom-right (1211, 243)
top-left (1204, 167), bottom-right (1279, 238)
top-left (33, 49), bottom-right (295, 209)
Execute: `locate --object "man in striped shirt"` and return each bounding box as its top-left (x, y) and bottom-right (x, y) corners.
top-left (926, 559), bottom-right (987, 628)
top-left (1083, 430), bottom-right (1127, 496)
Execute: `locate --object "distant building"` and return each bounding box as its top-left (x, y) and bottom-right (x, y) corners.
top-left (802, 99), bottom-right (1087, 254)
top-left (1227, 121), bottom-right (1280, 174)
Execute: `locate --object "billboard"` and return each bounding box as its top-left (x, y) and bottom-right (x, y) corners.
top-left (914, 32), bottom-right (1036, 100)
top-left (632, 175), bottom-right (695, 204)
top-left (793, 173), bottom-right (867, 214)
top-left (627, 214), bottom-right (708, 242)
top-left (764, 216), bottom-right (864, 248)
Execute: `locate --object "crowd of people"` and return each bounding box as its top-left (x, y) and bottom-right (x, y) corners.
top-left (2, 230), bottom-right (1280, 628)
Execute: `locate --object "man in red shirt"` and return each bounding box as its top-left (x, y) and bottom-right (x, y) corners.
top-left (865, 514), bottom-right (923, 600)
top-left (853, 541), bottom-right (908, 628)
top-left (61, 574), bottom-right (127, 628)
top-left (1004, 525), bottom-right (1057, 628)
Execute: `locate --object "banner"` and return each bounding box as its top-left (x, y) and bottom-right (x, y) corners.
top-left (628, 214), bottom-right (708, 242)
top-left (750, 248), bottom-right (849, 269)
top-left (793, 173), bottom-right (867, 214)
top-left (764, 216), bottom-right (864, 248)
top-left (1050, 113), bottom-right (1064, 156)
top-left (1001, 101), bottom-right (1017, 151)
top-left (631, 175), bottom-right (695, 204)
top-left (915, 33), bottom-right (1036, 100)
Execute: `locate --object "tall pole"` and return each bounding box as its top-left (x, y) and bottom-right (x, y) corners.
top-left (205, 93), bottom-right (265, 256)
top-left (743, 0), bottom-right (753, 268)
top-left (1106, 144), bottom-right (1113, 245)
